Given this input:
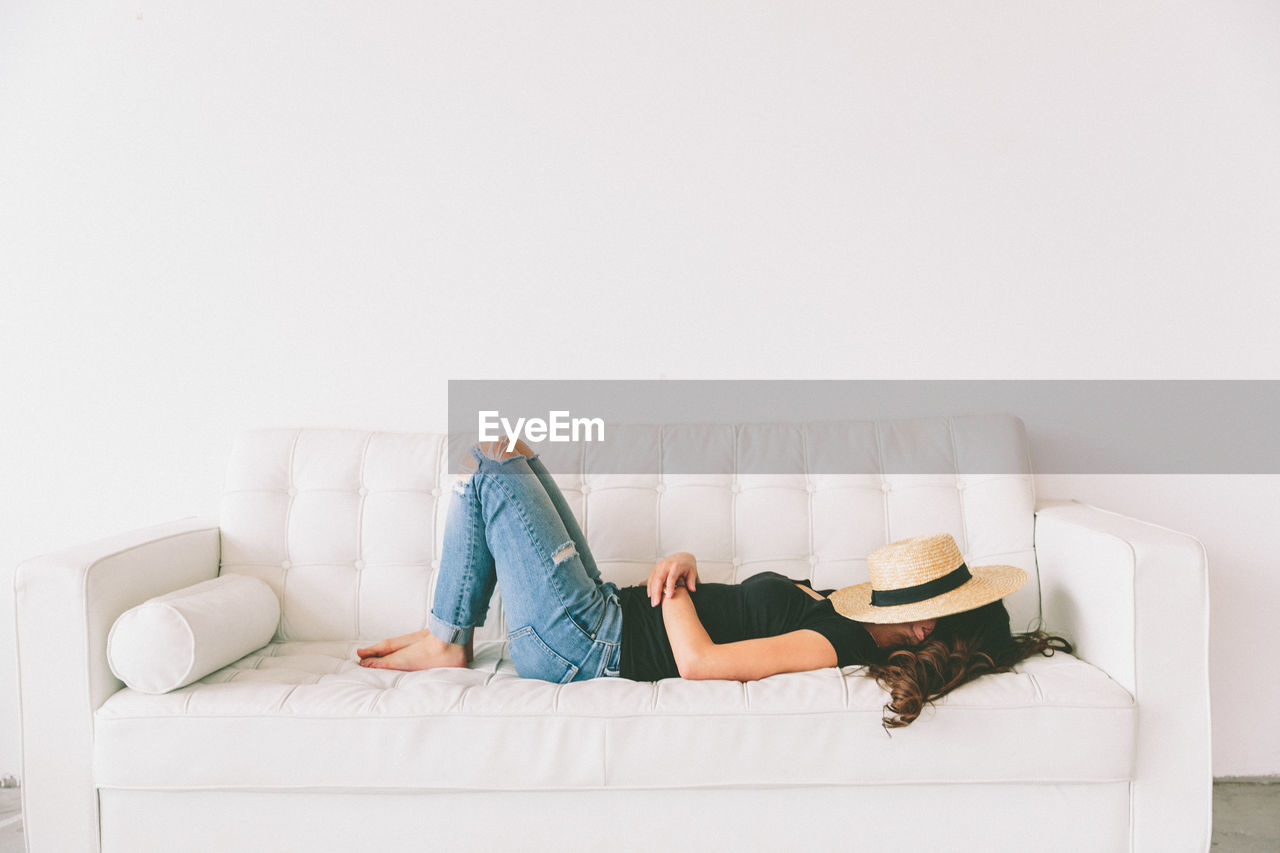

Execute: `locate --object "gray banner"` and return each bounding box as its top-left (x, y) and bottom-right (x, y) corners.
top-left (446, 380), bottom-right (1280, 474)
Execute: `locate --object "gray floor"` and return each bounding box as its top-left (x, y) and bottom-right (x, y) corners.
top-left (1212, 780), bottom-right (1280, 852)
top-left (0, 789), bottom-right (18, 853)
top-left (0, 782), bottom-right (1276, 851)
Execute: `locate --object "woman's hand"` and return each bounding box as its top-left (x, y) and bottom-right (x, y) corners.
top-left (647, 552), bottom-right (699, 607)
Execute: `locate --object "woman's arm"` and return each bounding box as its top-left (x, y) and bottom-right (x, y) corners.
top-left (659, 582), bottom-right (714, 677)
top-left (661, 585), bottom-right (839, 680)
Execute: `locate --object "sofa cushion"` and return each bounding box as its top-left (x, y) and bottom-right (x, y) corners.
top-left (107, 574), bottom-right (280, 694)
top-left (94, 641), bottom-right (1134, 791)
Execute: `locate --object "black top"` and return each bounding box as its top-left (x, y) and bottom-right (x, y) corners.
top-left (616, 570), bottom-right (879, 681)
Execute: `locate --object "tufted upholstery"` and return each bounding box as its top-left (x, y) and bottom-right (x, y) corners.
top-left (218, 414), bottom-right (1042, 644)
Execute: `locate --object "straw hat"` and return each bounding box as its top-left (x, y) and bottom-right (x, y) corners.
top-left (827, 533), bottom-right (1028, 624)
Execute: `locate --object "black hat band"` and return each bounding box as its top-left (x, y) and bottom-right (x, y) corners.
top-left (870, 562), bottom-right (972, 607)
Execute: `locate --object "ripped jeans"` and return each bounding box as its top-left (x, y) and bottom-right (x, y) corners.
top-left (427, 444), bottom-right (624, 682)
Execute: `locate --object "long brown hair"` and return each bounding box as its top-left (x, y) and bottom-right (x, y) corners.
top-left (862, 599), bottom-right (1072, 731)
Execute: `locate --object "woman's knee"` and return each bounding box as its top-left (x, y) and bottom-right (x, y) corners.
top-left (455, 439), bottom-right (535, 488)
top-left (476, 439), bottom-right (535, 461)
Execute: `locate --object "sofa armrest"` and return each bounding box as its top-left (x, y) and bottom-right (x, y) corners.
top-left (14, 516), bottom-right (221, 853)
top-left (1034, 498), bottom-right (1211, 853)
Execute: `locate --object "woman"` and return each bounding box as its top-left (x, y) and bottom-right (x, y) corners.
top-left (357, 439), bottom-right (1071, 729)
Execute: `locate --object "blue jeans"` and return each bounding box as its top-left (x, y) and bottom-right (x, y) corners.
top-left (428, 445), bottom-right (624, 683)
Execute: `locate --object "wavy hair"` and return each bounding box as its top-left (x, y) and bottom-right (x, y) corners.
top-left (863, 599), bottom-right (1073, 731)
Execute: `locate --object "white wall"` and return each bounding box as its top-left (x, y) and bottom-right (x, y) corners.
top-left (2, 0), bottom-right (1277, 779)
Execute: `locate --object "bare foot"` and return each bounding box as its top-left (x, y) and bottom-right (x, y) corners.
top-left (359, 630), bottom-right (475, 667)
top-left (357, 628), bottom-right (433, 660)
top-left (358, 632), bottom-right (470, 671)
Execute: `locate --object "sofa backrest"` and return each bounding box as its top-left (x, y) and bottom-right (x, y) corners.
top-left (218, 414), bottom-right (1040, 642)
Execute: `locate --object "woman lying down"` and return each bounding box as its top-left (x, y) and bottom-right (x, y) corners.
top-left (357, 440), bottom-right (1071, 729)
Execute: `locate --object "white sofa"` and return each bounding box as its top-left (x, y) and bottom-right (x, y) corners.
top-left (14, 414), bottom-right (1211, 853)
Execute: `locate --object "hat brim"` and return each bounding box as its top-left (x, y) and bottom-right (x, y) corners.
top-left (827, 565), bottom-right (1029, 624)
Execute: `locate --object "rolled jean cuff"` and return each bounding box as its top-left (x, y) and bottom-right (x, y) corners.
top-left (428, 611), bottom-right (476, 645)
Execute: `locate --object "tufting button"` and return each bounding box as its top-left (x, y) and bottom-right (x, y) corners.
top-left (731, 483), bottom-right (742, 494)
top-left (431, 488), bottom-right (441, 497)
top-left (581, 485), bottom-right (591, 495)
top-left (354, 560), bottom-right (365, 569)
top-left (281, 560), bottom-right (291, 569)
top-left (656, 483), bottom-right (666, 494)
top-left (287, 488), bottom-right (298, 497)
top-left (809, 555), bottom-right (819, 566)
top-left (431, 560), bottom-right (440, 569)
top-left (732, 557), bottom-right (742, 567)
top-left (358, 487), bottom-right (369, 496)
top-left (882, 482), bottom-right (892, 492)
top-left (806, 483), bottom-right (817, 493)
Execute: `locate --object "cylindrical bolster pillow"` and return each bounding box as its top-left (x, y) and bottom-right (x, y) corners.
top-left (107, 574), bottom-right (280, 694)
